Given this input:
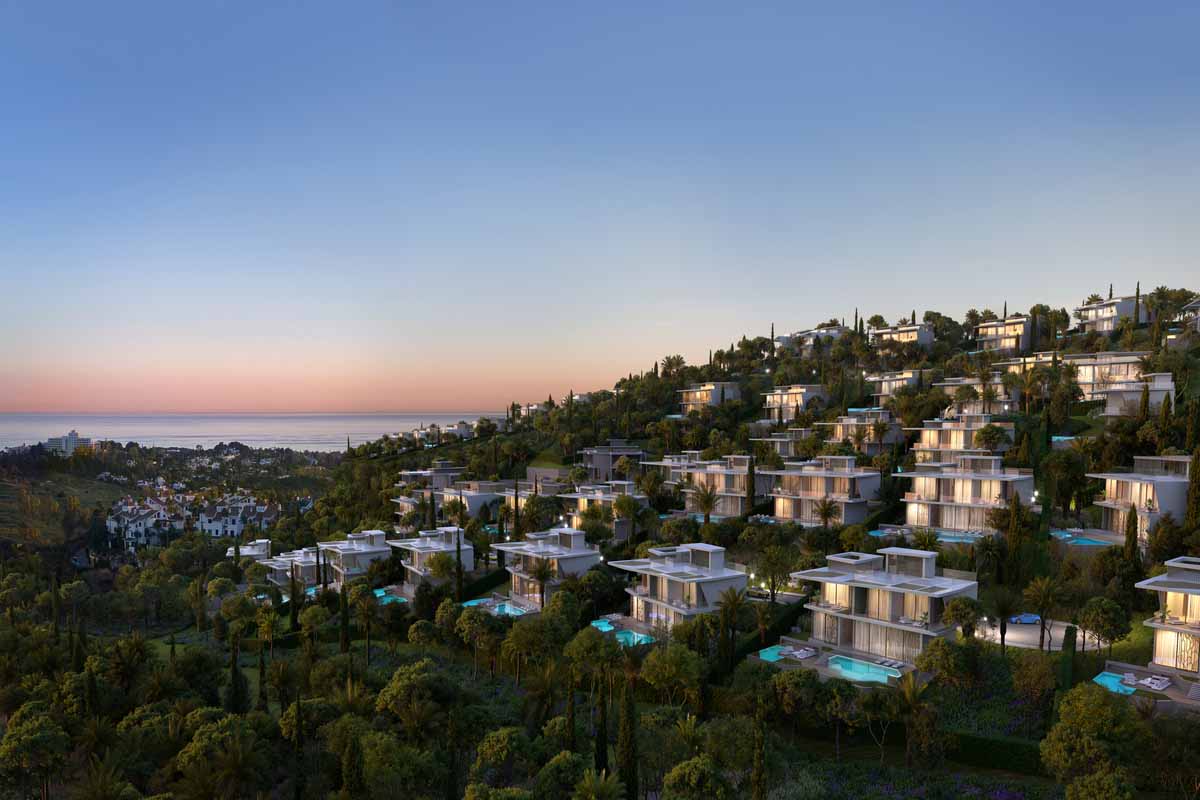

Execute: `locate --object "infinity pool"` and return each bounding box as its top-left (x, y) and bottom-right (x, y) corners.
top-left (492, 602), bottom-right (526, 617)
top-left (463, 598), bottom-right (490, 607)
top-left (615, 630), bottom-right (655, 647)
top-left (1051, 530), bottom-right (1111, 547)
top-left (828, 655), bottom-right (900, 684)
top-left (1093, 671), bottom-right (1136, 695)
top-left (758, 645), bottom-right (786, 662)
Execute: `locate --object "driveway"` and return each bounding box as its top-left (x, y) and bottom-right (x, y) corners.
top-left (978, 617), bottom-right (1076, 652)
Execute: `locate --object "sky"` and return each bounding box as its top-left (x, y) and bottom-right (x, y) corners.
top-left (2, 1), bottom-right (1198, 413)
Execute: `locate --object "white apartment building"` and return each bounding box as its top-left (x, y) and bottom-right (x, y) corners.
top-left (197, 495), bottom-right (280, 539)
top-left (558, 481), bottom-right (649, 541)
top-left (1135, 557), bottom-right (1200, 676)
top-left (974, 315), bottom-right (1032, 353)
top-left (1087, 456), bottom-right (1191, 547)
top-left (679, 454), bottom-right (775, 519)
top-left (898, 454), bottom-right (1038, 534)
top-left (750, 428), bottom-right (815, 460)
top-left (867, 369), bottom-right (930, 406)
top-left (43, 430), bottom-right (91, 457)
top-left (907, 414), bottom-right (1016, 466)
top-left (762, 384), bottom-right (828, 423)
top-left (389, 526), bottom-right (475, 588)
top-left (578, 439), bottom-right (645, 482)
top-left (490, 528), bottom-right (601, 611)
top-left (870, 322), bottom-right (934, 348)
top-left (816, 408), bottom-right (903, 455)
top-left (764, 455), bottom-right (880, 527)
top-left (1074, 295), bottom-right (1149, 334)
top-left (609, 543), bottom-right (748, 630)
top-left (934, 375), bottom-right (1018, 416)
top-left (794, 548), bottom-right (977, 664)
top-left (679, 382), bottom-right (741, 415)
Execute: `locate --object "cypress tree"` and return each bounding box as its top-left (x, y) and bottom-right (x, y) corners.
top-left (617, 679), bottom-right (638, 800)
top-left (289, 567), bottom-right (300, 631)
top-left (513, 479), bottom-right (521, 537)
top-left (1188, 401), bottom-right (1199, 452)
top-left (445, 710), bottom-right (459, 800)
top-left (1135, 281), bottom-right (1141, 325)
top-left (257, 641), bottom-right (269, 712)
top-left (293, 696), bottom-right (306, 800)
top-left (1059, 625), bottom-right (1076, 690)
top-left (224, 640), bottom-right (249, 713)
top-left (454, 527), bottom-right (464, 602)
top-left (428, 489), bottom-right (437, 529)
top-left (1159, 393), bottom-right (1174, 449)
top-left (1124, 506), bottom-right (1140, 561)
top-left (566, 673), bottom-right (577, 751)
top-left (1138, 384), bottom-right (1150, 424)
top-left (169, 632), bottom-right (176, 668)
top-left (342, 732), bottom-right (365, 795)
top-left (85, 667), bottom-right (98, 714)
top-left (751, 698), bottom-right (767, 800)
top-left (745, 456), bottom-right (756, 518)
top-left (594, 679), bottom-right (608, 774)
top-left (1108, 283), bottom-right (1113, 300)
top-left (1186, 447), bottom-right (1200, 530)
top-left (339, 589), bottom-right (350, 654)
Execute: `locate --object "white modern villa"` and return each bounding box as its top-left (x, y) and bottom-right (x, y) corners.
top-left (639, 451), bottom-right (707, 487)
top-left (263, 547), bottom-right (321, 593)
top-left (490, 528), bottom-right (602, 611)
top-left (578, 439), bottom-right (645, 482)
top-left (1100, 372), bottom-right (1176, 417)
top-left (558, 481), bottom-right (649, 540)
top-left (398, 459), bottom-right (465, 489)
top-left (933, 375), bottom-right (1018, 416)
top-left (1135, 557), bottom-right (1200, 676)
top-left (974, 314), bottom-right (1032, 354)
top-left (389, 526), bottom-right (475, 590)
top-left (1074, 295), bottom-right (1149, 334)
top-left (609, 543), bottom-right (747, 631)
top-left (774, 325), bottom-right (851, 355)
top-left (749, 427), bottom-right (815, 459)
top-left (763, 455), bottom-right (881, 527)
top-left (226, 538), bottom-right (272, 561)
top-left (1086, 456), bottom-right (1191, 547)
top-left (437, 482), bottom-right (505, 520)
top-left (816, 408), bottom-right (903, 455)
top-left (497, 479), bottom-right (568, 515)
top-left (317, 530), bottom-right (392, 591)
top-left (994, 351), bottom-right (1151, 402)
top-left (679, 382), bottom-right (741, 415)
top-left (898, 454), bottom-right (1038, 535)
top-left (907, 413), bottom-right (1016, 466)
top-left (679, 454), bottom-right (776, 519)
top-left (762, 384), bottom-right (828, 423)
top-left (869, 322), bottom-right (934, 348)
top-left (867, 369), bottom-right (930, 406)
top-left (793, 548), bottom-right (978, 664)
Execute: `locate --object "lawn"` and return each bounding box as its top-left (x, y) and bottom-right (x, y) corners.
top-left (0, 473), bottom-right (125, 544)
top-left (529, 444), bottom-right (565, 468)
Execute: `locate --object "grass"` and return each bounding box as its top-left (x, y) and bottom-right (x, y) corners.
top-left (529, 444), bottom-right (565, 468)
top-left (0, 473), bottom-right (125, 544)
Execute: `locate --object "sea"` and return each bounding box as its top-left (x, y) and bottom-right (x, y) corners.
top-left (0, 413), bottom-right (502, 453)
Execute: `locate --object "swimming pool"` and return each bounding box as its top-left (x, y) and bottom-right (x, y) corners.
top-left (1051, 530), bottom-right (1111, 547)
top-left (615, 630), bottom-right (655, 647)
top-left (828, 655), bottom-right (900, 684)
top-left (758, 645), bottom-right (786, 662)
top-left (463, 598), bottom-right (490, 607)
top-left (1093, 671), bottom-right (1136, 695)
top-left (591, 619), bottom-right (615, 632)
top-left (492, 603), bottom-right (526, 617)
top-left (379, 595), bottom-right (407, 605)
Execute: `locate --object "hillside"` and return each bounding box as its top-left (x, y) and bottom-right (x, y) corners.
top-left (0, 473), bottom-right (123, 545)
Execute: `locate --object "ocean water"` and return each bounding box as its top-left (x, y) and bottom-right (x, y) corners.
top-left (0, 412), bottom-right (500, 452)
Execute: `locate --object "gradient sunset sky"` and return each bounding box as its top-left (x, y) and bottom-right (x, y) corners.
top-left (3, 2), bottom-right (1198, 413)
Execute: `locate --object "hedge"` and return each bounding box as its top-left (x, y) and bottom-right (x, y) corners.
top-left (462, 568), bottom-right (508, 600)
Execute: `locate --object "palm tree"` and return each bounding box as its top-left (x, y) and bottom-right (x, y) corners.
top-left (530, 559), bottom-right (555, 610)
top-left (893, 672), bottom-right (929, 769)
top-left (985, 586), bottom-right (1020, 655)
top-left (911, 528), bottom-right (940, 553)
top-left (572, 769), bottom-right (625, 800)
top-left (267, 659), bottom-right (296, 712)
top-left (352, 588), bottom-right (379, 666)
top-left (74, 754), bottom-right (135, 800)
top-left (637, 470), bottom-right (664, 508)
top-left (693, 483), bottom-right (719, 526)
top-left (974, 535), bottom-right (1006, 585)
top-left (211, 729), bottom-right (266, 799)
top-left (814, 496), bottom-right (840, 529)
top-left (256, 605), bottom-right (281, 659)
top-left (975, 366), bottom-right (993, 413)
top-left (871, 420), bottom-right (889, 446)
top-left (1023, 576), bottom-right (1059, 651)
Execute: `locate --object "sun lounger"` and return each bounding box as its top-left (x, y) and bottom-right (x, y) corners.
top-left (1122, 673), bottom-right (1138, 686)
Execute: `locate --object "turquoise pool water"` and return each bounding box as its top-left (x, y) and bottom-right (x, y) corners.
top-left (591, 619), bottom-right (615, 632)
top-left (1051, 530), bottom-right (1111, 547)
top-left (828, 655), bottom-right (900, 683)
top-left (379, 595), bottom-right (407, 605)
top-left (463, 598), bottom-right (490, 607)
top-left (615, 630), bottom-right (655, 647)
top-left (867, 529), bottom-right (975, 544)
top-left (373, 588), bottom-right (386, 598)
top-left (492, 602), bottom-right (526, 617)
top-left (759, 645), bottom-right (786, 662)
top-left (304, 586), bottom-right (318, 597)
top-left (1093, 671), bottom-right (1136, 695)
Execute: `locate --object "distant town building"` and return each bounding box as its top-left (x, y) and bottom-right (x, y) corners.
top-left (44, 429), bottom-right (91, 456)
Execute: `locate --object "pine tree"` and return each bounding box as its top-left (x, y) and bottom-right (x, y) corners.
top-left (594, 679), bottom-right (608, 774)
top-left (751, 698), bottom-right (767, 800)
top-left (617, 679), bottom-right (638, 800)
